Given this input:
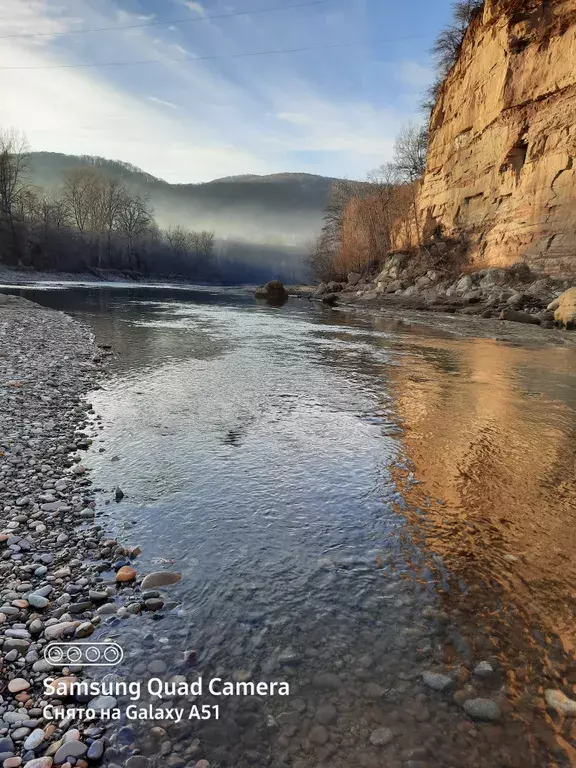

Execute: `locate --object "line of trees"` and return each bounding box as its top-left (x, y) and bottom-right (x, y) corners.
top-left (0, 128), bottom-right (215, 278)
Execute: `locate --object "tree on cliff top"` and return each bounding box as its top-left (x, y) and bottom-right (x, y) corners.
top-left (423, 1), bottom-right (484, 116)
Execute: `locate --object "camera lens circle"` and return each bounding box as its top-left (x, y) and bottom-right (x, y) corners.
top-left (66, 646), bottom-right (82, 663)
top-left (85, 646), bottom-right (101, 663)
top-left (103, 645), bottom-right (120, 664)
top-left (46, 645), bottom-right (64, 663)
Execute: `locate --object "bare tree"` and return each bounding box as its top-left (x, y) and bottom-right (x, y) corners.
top-left (117, 193), bottom-right (153, 270)
top-left (390, 124), bottom-right (429, 245)
top-left (0, 128), bottom-right (30, 263)
top-left (60, 168), bottom-right (101, 235)
top-left (432, 1), bottom-right (484, 77)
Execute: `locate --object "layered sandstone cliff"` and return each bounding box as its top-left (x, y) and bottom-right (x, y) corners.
top-left (420, 0), bottom-right (576, 277)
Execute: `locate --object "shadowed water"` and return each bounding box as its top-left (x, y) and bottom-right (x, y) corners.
top-left (3, 284), bottom-right (576, 768)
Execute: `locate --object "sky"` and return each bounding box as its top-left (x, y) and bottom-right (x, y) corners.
top-left (0, 0), bottom-right (453, 183)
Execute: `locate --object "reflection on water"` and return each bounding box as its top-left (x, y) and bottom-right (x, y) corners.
top-left (2, 284), bottom-right (576, 767)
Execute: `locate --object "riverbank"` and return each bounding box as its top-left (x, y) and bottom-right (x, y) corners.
top-left (0, 266), bottom-right (203, 288)
top-left (0, 295), bottom-right (137, 767)
top-left (333, 299), bottom-right (576, 346)
top-left (301, 259), bottom-right (576, 345)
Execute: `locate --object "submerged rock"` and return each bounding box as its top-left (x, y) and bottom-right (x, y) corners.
top-left (545, 689), bottom-right (576, 716)
top-left (463, 698), bottom-right (502, 721)
top-left (140, 571), bottom-right (181, 590)
top-left (422, 671), bottom-right (454, 691)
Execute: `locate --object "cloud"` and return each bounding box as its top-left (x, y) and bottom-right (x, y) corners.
top-left (149, 96), bottom-right (179, 109)
top-left (181, 1), bottom-right (206, 17)
top-left (0, 0), bottom-right (424, 182)
top-left (276, 112), bottom-right (313, 125)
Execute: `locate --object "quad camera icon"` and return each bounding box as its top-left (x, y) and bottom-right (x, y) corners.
top-left (44, 642), bottom-right (124, 667)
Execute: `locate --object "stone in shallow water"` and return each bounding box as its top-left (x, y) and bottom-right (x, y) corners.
top-left (463, 698), bottom-right (502, 721)
top-left (140, 571), bottom-right (181, 590)
top-left (315, 704), bottom-right (337, 725)
top-left (369, 727), bottom-right (394, 746)
top-left (545, 689), bottom-right (576, 716)
top-left (87, 695), bottom-right (117, 712)
top-left (474, 661), bottom-right (494, 678)
top-left (422, 671), bottom-right (454, 691)
top-left (308, 725), bottom-right (328, 746)
top-left (125, 757), bottom-right (150, 768)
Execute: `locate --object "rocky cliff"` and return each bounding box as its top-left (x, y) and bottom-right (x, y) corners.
top-left (420, 0), bottom-right (576, 277)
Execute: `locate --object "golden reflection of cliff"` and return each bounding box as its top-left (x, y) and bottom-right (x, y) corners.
top-left (389, 336), bottom-right (576, 761)
top-left (391, 343), bottom-right (574, 635)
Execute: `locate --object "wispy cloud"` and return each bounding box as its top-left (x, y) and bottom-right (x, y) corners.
top-left (0, 0), bottom-right (429, 182)
top-left (149, 96), bottom-right (179, 109)
top-left (181, 1), bottom-right (206, 17)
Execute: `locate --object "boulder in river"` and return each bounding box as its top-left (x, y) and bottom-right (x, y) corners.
top-left (254, 280), bottom-right (288, 302)
top-left (140, 571), bottom-right (182, 590)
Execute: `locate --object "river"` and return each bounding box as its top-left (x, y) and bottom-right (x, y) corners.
top-left (3, 283), bottom-right (576, 768)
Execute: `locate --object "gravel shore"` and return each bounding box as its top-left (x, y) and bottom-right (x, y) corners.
top-left (0, 295), bottom-right (135, 768)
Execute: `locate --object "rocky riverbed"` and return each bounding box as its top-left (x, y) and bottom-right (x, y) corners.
top-left (0, 295), bottom-right (171, 768)
top-left (2, 288), bottom-right (576, 768)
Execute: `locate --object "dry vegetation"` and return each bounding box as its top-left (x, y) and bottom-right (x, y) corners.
top-left (309, 125), bottom-right (428, 281)
top-left (309, 2), bottom-right (484, 283)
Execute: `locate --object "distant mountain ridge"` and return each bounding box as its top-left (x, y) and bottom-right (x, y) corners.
top-left (27, 153), bottom-right (336, 249)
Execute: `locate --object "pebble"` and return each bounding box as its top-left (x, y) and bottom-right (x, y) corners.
top-left (422, 672), bottom-right (454, 691)
top-left (53, 742), bottom-right (87, 763)
top-left (463, 698), bottom-right (502, 721)
top-left (474, 661), bottom-right (494, 678)
top-left (369, 727), bottom-right (394, 746)
top-left (8, 679), bottom-right (30, 694)
top-left (115, 566), bottom-right (136, 582)
top-left (22, 732), bottom-right (44, 751)
top-left (86, 741), bottom-right (104, 761)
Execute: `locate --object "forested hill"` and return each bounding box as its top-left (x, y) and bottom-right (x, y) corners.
top-left (28, 153), bottom-right (335, 247)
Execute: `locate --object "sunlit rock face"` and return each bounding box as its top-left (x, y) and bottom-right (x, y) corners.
top-left (420, 0), bottom-right (576, 278)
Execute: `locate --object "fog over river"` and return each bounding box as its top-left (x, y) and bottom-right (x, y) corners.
top-left (3, 283), bottom-right (576, 768)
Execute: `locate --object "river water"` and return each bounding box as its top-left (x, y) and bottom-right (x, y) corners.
top-left (3, 284), bottom-right (576, 768)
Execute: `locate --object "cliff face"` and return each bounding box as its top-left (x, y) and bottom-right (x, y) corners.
top-left (420, 0), bottom-right (576, 277)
